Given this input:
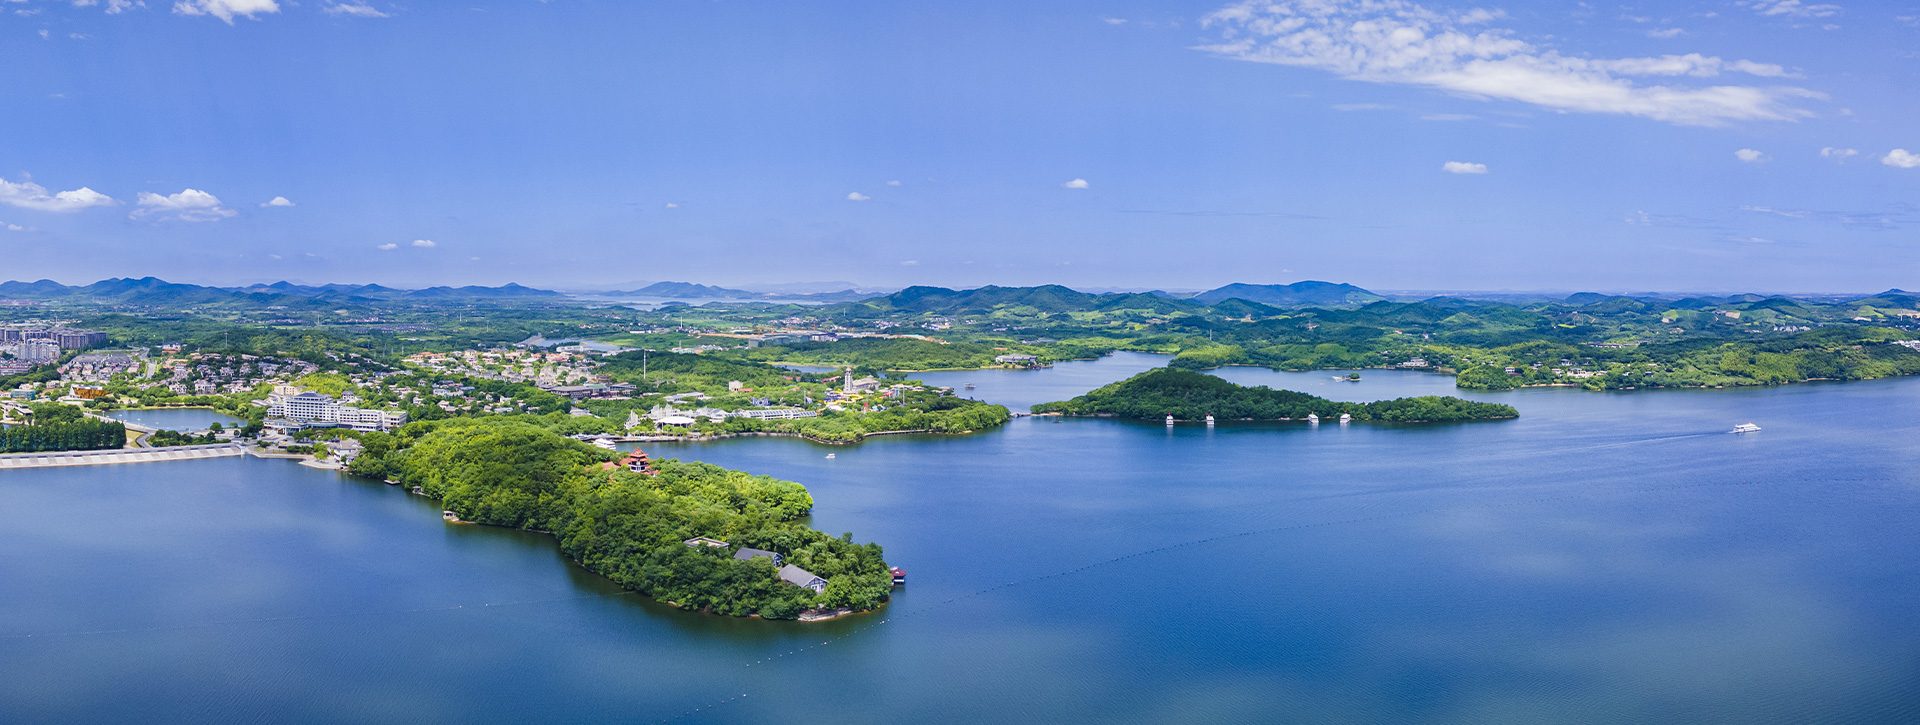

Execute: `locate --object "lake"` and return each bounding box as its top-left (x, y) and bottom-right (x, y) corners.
top-left (103, 407), bottom-right (243, 431)
top-left (3, 353), bottom-right (1918, 723)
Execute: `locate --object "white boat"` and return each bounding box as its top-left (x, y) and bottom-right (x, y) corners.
top-left (825, 453), bottom-right (836, 459)
top-left (1731, 422), bottom-right (1761, 433)
top-left (1306, 413), bottom-right (1319, 424)
top-left (1205, 414), bottom-right (1215, 425)
top-left (1165, 414), bottom-right (1175, 426)
top-left (1339, 412), bottom-right (1352, 423)
top-left (964, 383), bottom-right (975, 389)
top-left (591, 438), bottom-right (616, 450)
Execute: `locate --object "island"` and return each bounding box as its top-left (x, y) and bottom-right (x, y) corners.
top-left (346, 417), bottom-right (894, 620)
top-left (1032, 368), bottom-right (1518, 423)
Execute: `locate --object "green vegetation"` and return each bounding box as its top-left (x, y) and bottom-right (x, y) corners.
top-left (346, 418), bottom-right (893, 618)
top-left (1034, 368), bottom-right (1517, 423)
top-left (0, 403), bottom-right (127, 453)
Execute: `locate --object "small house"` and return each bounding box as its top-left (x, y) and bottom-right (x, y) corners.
top-left (683, 537), bottom-right (729, 549)
top-left (890, 567), bottom-right (906, 585)
top-left (779, 565), bottom-right (828, 593)
top-left (733, 547), bottom-right (782, 566)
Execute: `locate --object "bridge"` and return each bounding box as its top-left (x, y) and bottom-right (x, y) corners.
top-left (0, 443), bottom-right (245, 469)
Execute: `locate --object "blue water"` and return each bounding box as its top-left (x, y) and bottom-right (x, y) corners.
top-left (3, 354), bottom-right (1918, 723)
top-left (103, 408), bottom-right (243, 431)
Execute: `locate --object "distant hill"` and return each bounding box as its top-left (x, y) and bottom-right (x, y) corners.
top-left (852, 285), bottom-right (1196, 316)
top-left (1191, 281), bottom-right (1385, 307)
top-left (0, 277), bottom-right (565, 304)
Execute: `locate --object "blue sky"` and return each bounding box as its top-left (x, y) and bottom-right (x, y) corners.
top-left (1, 0), bottom-right (1916, 293)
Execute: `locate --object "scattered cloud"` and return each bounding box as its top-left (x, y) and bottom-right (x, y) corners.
top-left (172, 0), bottom-right (278, 24)
top-left (901, 260), bottom-right (919, 266)
top-left (132, 189), bottom-right (237, 221)
top-left (663, 202), bottom-right (679, 208)
top-left (376, 243), bottom-right (398, 251)
top-left (1723, 235), bottom-right (1775, 244)
top-left (1883, 149), bottom-right (1920, 168)
top-left (1735, 148), bottom-right (1770, 163)
top-left (1443, 161), bottom-right (1489, 174)
top-left (886, 180), bottom-right (903, 186)
top-left (1740, 1), bottom-right (1840, 18)
top-left (322, 2), bottom-right (388, 17)
top-left (1421, 113), bottom-right (1477, 121)
top-left (1739, 204), bottom-right (1911, 230)
top-left (1200, 0), bottom-right (1820, 126)
top-left (105, 0), bottom-right (138, 13)
top-left (1103, 17), bottom-right (1127, 25)
top-left (1061, 178), bottom-right (1091, 189)
top-left (846, 192), bottom-right (871, 201)
top-left (1332, 103), bottom-right (1395, 111)
top-left (411, 238), bottom-right (436, 247)
top-left (0, 178), bottom-right (118, 212)
top-left (3, 222), bottom-right (33, 232)
top-left (259, 195), bottom-right (294, 207)
top-left (1646, 28), bottom-right (1685, 39)
top-left (38, 30), bottom-right (50, 40)
top-left (1820, 147), bottom-right (1858, 161)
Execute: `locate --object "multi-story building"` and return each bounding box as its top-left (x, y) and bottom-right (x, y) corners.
top-left (265, 385), bottom-right (408, 432)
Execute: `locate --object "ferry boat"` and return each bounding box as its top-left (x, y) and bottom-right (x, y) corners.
top-left (1731, 422), bottom-right (1762, 433)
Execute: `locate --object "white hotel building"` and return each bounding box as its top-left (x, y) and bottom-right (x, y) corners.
top-left (265, 386), bottom-right (407, 432)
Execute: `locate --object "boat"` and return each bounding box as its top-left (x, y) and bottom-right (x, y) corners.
top-left (1339, 412), bottom-right (1352, 423)
top-left (1165, 414), bottom-right (1175, 426)
top-left (825, 453), bottom-right (836, 459)
top-left (1731, 422), bottom-right (1761, 433)
top-left (591, 438), bottom-right (616, 450)
top-left (1204, 414), bottom-right (1215, 425)
top-left (1306, 413), bottom-right (1319, 424)
top-left (964, 383), bottom-right (975, 389)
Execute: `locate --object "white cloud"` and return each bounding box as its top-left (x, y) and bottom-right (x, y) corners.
top-left (1443, 161), bottom-right (1488, 174)
top-left (1061, 178), bottom-right (1090, 189)
top-left (0, 178), bottom-right (118, 212)
top-left (1200, 0), bottom-right (1820, 126)
top-left (1741, 1), bottom-right (1840, 18)
top-left (1103, 17), bottom-right (1128, 25)
top-left (1332, 103), bottom-right (1395, 111)
top-left (1646, 28), bottom-right (1685, 39)
top-left (411, 238), bottom-right (436, 247)
top-left (38, 30), bottom-right (50, 40)
top-left (259, 195), bottom-right (294, 207)
top-left (322, 3), bottom-right (388, 17)
top-left (900, 260), bottom-right (919, 266)
top-left (1884, 149), bottom-right (1920, 169)
top-left (1820, 147), bottom-right (1858, 160)
top-left (1421, 113), bottom-right (1476, 121)
top-left (376, 243), bottom-right (398, 251)
top-left (172, 0), bottom-right (278, 24)
top-left (886, 180), bottom-right (903, 186)
top-left (132, 189), bottom-right (236, 221)
top-left (3, 221), bottom-right (32, 232)
top-left (663, 202), bottom-right (679, 208)
top-left (105, 0), bottom-right (137, 13)
top-left (846, 192), bottom-right (870, 201)
top-left (1735, 148), bottom-right (1769, 163)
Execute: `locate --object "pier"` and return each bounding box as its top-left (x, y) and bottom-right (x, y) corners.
top-left (0, 443), bottom-right (245, 469)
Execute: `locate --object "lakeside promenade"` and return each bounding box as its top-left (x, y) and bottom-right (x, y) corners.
top-left (0, 443), bottom-right (245, 469)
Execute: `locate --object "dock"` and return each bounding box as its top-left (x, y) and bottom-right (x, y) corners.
top-left (0, 443), bottom-right (245, 469)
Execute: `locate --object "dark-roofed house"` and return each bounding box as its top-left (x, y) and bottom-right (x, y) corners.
top-left (733, 547), bottom-right (782, 566)
top-left (778, 565), bottom-right (828, 593)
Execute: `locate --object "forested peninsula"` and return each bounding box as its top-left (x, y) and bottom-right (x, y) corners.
top-left (347, 418), bottom-right (893, 619)
top-left (1033, 368), bottom-right (1518, 423)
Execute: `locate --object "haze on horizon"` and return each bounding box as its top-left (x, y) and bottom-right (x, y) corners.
top-left (1, 0), bottom-right (1915, 294)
